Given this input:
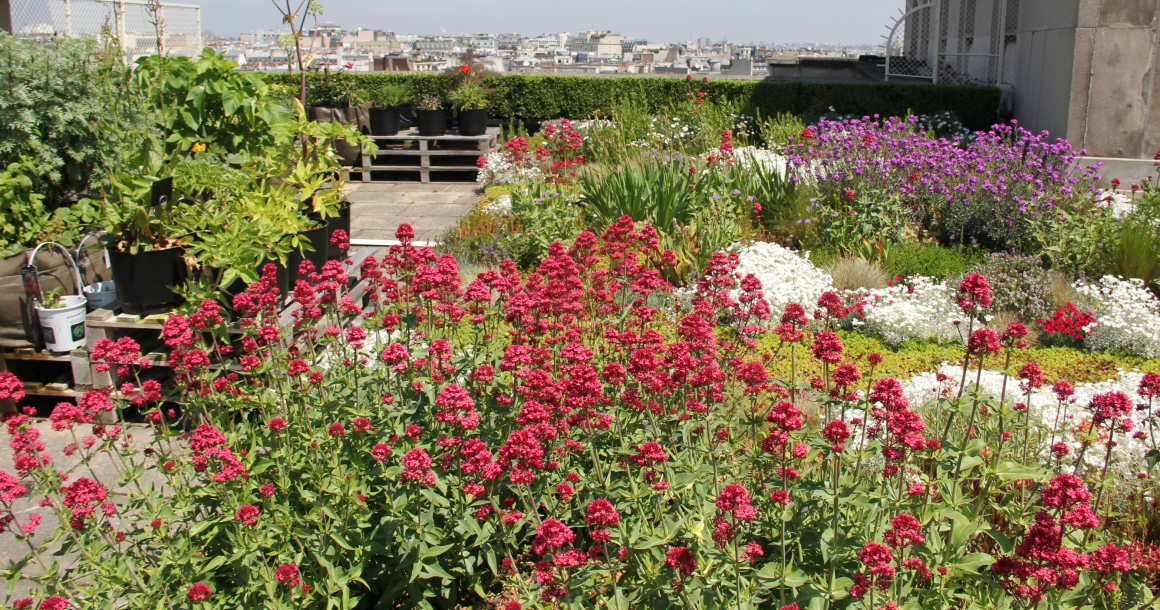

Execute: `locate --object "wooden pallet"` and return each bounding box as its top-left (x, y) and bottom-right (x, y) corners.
top-left (4, 248), bottom-right (381, 403)
top-left (351, 127), bottom-right (500, 183)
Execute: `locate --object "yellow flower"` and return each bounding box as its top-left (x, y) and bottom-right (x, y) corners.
top-left (190, 142), bottom-right (206, 153)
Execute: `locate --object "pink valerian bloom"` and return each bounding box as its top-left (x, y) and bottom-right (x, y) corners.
top-left (267, 418), bottom-right (287, 432)
top-left (743, 541), bottom-right (764, 563)
top-left (0, 371), bottom-right (25, 403)
top-left (36, 597), bottom-right (68, 610)
top-left (259, 484), bottom-right (276, 498)
top-left (883, 513), bottom-right (924, 549)
top-left (371, 443), bottom-right (392, 462)
top-left (956, 273), bottom-right (992, 312)
top-left (328, 423), bottom-right (345, 437)
top-left (966, 328), bottom-right (1001, 356)
top-left (665, 546), bottom-right (697, 577)
top-left (329, 229), bottom-right (350, 251)
top-left (235, 504), bottom-right (260, 525)
top-left (531, 518), bottom-right (575, 555)
top-left (275, 563), bottom-right (301, 587)
top-left (400, 449), bottom-right (435, 486)
top-left (187, 582), bottom-right (211, 602)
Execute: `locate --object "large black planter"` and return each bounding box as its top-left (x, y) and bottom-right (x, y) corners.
top-left (369, 106), bottom-right (400, 136)
top-left (108, 247), bottom-right (188, 315)
top-left (326, 203), bottom-right (352, 261)
top-left (416, 109), bottom-right (448, 136)
top-left (288, 223), bottom-right (329, 286)
top-left (458, 109), bottom-right (488, 136)
top-left (397, 103), bottom-right (415, 128)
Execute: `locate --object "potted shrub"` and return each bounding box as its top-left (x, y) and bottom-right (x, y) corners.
top-left (448, 82), bottom-right (488, 136)
top-left (369, 84), bottom-right (410, 136)
top-left (80, 162), bottom-right (190, 316)
top-left (415, 94), bottom-right (447, 136)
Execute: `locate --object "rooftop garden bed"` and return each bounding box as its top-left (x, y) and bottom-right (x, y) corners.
top-left (0, 32), bottom-right (1159, 610)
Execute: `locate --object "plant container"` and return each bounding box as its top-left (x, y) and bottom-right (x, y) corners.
top-left (327, 202), bottom-right (352, 261)
top-left (289, 223), bottom-right (329, 286)
top-left (458, 109), bottom-right (488, 136)
top-left (369, 106), bottom-right (400, 135)
top-left (36, 295), bottom-right (87, 352)
top-left (416, 109), bottom-right (448, 136)
top-left (83, 280), bottom-right (119, 311)
top-left (397, 103), bottom-right (415, 128)
top-left (108, 247), bottom-right (188, 315)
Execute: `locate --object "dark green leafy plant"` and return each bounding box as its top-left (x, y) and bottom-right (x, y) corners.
top-left (1109, 214), bottom-right (1160, 291)
top-left (133, 49), bottom-right (290, 160)
top-left (580, 161), bottom-right (698, 230)
top-left (0, 158), bottom-right (81, 257)
top-left (447, 82), bottom-right (487, 111)
top-left (882, 241), bottom-right (984, 280)
top-left (0, 32), bottom-right (141, 206)
top-left (374, 84), bottom-right (411, 107)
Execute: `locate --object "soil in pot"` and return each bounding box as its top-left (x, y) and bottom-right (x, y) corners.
top-left (108, 247), bottom-right (188, 316)
top-left (327, 203), bottom-right (352, 261)
top-left (416, 109), bottom-right (448, 136)
top-left (458, 109), bottom-right (488, 136)
top-left (369, 106), bottom-right (400, 136)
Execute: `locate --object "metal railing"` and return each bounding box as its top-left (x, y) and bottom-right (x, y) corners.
top-left (9, 0), bottom-right (203, 59)
top-left (885, 0), bottom-right (1018, 87)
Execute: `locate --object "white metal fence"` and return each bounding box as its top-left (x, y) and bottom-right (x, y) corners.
top-left (9, 0), bottom-right (203, 59)
top-left (885, 0), bottom-right (1019, 87)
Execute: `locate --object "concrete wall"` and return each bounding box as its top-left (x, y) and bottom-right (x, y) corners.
top-left (1014, 0), bottom-right (1160, 161)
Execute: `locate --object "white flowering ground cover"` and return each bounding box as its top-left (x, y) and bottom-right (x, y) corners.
top-left (903, 363), bottom-right (1158, 475)
top-left (849, 278), bottom-right (968, 346)
top-left (476, 150), bottom-right (543, 186)
top-left (1075, 276), bottom-right (1160, 358)
top-left (732, 241), bottom-right (832, 316)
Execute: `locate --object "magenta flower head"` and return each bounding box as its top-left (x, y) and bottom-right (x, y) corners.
top-left (966, 328), bottom-right (1001, 356)
top-left (187, 582), bottom-right (211, 602)
top-left (956, 273), bottom-right (992, 312)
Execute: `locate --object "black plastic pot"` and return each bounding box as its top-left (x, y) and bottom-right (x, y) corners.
top-left (458, 109), bottom-right (488, 136)
top-left (524, 118), bottom-right (544, 135)
top-left (416, 109), bottom-right (448, 136)
top-left (108, 247), bottom-right (188, 315)
top-left (288, 222), bottom-right (329, 286)
top-left (326, 203), bottom-right (352, 261)
top-left (369, 106), bottom-right (400, 136)
top-left (397, 103), bottom-right (415, 128)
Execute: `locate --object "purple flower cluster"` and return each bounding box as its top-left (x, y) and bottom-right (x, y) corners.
top-left (784, 116), bottom-right (1102, 250)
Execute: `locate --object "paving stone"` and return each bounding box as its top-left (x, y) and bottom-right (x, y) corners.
top-left (345, 182), bottom-right (481, 243)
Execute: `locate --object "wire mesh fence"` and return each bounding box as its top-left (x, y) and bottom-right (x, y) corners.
top-left (9, 0), bottom-right (202, 59)
top-left (886, 0), bottom-right (1018, 87)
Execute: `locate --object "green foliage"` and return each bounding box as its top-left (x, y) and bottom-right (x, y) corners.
top-left (804, 189), bottom-right (910, 264)
top-left (720, 161), bottom-right (805, 242)
top-left (0, 32), bottom-right (142, 206)
top-left (758, 112), bottom-right (805, 148)
top-left (133, 49), bottom-right (290, 159)
top-left (506, 184), bottom-right (583, 267)
top-left (447, 82), bottom-right (487, 111)
top-left (267, 73), bottom-right (1003, 131)
top-left (1108, 214), bottom-right (1160, 289)
top-left (580, 161), bottom-right (698, 229)
top-left (1026, 196), bottom-right (1114, 277)
top-left (965, 252), bottom-right (1056, 322)
top-left (882, 242), bottom-right (984, 280)
top-left (372, 84), bottom-right (411, 107)
top-left (0, 158), bottom-right (80, 257)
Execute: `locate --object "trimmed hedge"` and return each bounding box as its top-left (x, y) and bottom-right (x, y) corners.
top-left (269, 72), bottom-right (1002, 131)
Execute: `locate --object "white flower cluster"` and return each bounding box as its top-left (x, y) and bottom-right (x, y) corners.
top-left (475, 150), bottom-right (543, 186)
top-left (849, 277), bottom-right (967, 346)
top-left (1093, 189), bottom-right (1137, 219)
top-left (733, 241), bottom-right (833, 316)
top-left (1075, 275), bottom-right (1160, 358)
top-left (903, 364), bottom-right (1158, 474)
top-left (479, 194), bottom-right (512, 215)
top-left (732, 146), bottom-right (790, 180)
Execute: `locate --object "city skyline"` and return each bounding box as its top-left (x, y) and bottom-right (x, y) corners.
top-left (199, 0), bottom-right (900, 46)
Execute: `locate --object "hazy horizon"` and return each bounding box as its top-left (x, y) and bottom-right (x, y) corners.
top-left (200, 0), bottom-right (899, 46)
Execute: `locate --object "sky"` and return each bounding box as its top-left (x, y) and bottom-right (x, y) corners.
top-left (200, 0), bottom-right (901, 46)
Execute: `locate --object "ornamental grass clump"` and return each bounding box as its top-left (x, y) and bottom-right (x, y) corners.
top-left (0, 221), bottom-right (1157, 609)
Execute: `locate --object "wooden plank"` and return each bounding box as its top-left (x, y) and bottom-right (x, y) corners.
top-left (2, 351), bottom-right (73, 362)
top-left (368, 127), bottom-right (499, 142)
top-left (70, 349), bottom-right (92, 387)
top-left (364, 165), bottom-right (478, 172)
top-left (86, 308), bottom-right (116, 322)
top-left (371, 149), bottom-right (496, 156)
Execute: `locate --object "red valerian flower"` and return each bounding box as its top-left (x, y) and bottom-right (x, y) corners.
top-left (532, 518), bottom-right (575, 555)
top-left (328, 423), bottom-right (345, 436)
top-left (275, 563), bottom-right (301, 587)
top-left (966, 328), bottom-right (1001, 356)
top-left (956, 273), bottom-right (992, 311)
top-left (36, 597), bottom-right (68, 610)
top-left (235, 504), bottom-right (260, 525)
top-left (187, 582), bottom-right (211, 602)
top-left (883, 513), bottom-right (924, 548)
top-left (665, 546), bottom-right (697, 576)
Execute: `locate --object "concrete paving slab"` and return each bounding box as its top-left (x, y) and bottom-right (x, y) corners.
top-left (345, 182), bottom-right (481, 243)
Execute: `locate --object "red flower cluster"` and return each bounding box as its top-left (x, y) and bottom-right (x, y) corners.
top-left (1035, 302), bottom-right (1096, 340)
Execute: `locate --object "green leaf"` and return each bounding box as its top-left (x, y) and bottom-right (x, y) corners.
top-left (952, 552), bottom-right (995, 574)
